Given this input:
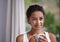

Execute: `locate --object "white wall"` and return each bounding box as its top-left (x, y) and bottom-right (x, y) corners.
top-left (0, 0), bottom-right (7, 42)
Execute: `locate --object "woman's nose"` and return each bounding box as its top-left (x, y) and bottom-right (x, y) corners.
top-left (37, 20), bottom-right (40, 25)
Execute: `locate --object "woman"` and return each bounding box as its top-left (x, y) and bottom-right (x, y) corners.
top-left (16, 5), bottom-right (56, 42)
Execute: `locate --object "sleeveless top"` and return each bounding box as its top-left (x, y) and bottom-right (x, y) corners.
top-left (23, 32), bottom-right (51, 42)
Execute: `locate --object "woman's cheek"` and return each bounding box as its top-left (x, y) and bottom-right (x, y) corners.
top-left (30, 21), bottom-right (36, 26)
top-left (42, 20), bottom-right (44, 25)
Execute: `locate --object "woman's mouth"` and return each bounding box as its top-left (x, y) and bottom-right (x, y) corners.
top-left (35, 25), bottom-right (42, 28)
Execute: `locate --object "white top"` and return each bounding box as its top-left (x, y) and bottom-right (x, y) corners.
top-left (23, 32), bottom-right (51, 42)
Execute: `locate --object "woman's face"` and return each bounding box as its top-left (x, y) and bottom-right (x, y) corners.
top-left (29, 11), bottom-right (44, 29)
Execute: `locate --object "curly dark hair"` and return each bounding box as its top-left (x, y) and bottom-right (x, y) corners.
top-left (26, 5), bottom-right (45, 20)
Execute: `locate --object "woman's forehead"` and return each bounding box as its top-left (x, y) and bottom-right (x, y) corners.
top-left (31, 11), bottom-right (44, 17)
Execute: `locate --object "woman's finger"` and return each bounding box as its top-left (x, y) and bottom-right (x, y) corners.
top-left (38, 38), bottom-right (48, 42)
top-left (38, 36), bottom-right (48, 42)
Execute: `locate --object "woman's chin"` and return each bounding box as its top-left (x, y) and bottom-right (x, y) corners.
top-left (33, 27), bottom-right (42, 30)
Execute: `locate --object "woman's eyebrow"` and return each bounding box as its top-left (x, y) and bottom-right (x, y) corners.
top-left (31, 17), bottom-right (36, 18)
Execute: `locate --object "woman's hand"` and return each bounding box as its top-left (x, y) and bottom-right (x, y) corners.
top-left (29, 36), bottom-right (36, 42)
top-left (38, 35), bottom-right (48, 42)
top-left (29, 35), bottom-right (48, 42)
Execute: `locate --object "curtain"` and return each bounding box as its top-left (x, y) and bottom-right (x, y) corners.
top-left (6, 0), bottom-right (25, 42)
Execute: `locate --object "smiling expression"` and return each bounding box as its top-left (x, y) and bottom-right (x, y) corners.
top-left (29, 11), bottom-right (44, 29)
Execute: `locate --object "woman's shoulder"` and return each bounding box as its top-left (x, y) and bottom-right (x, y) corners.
top-left (45, 32), bottom-right (56, 38)
top-left (16, 34), bottom-right (23, 42)
top-left (49, 32), bottom-right (56, 42)
top-left (16, 32), bottom-right (27, 42)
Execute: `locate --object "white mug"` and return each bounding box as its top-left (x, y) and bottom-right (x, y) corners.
top-left (34, 34), bottom-right (45, 42)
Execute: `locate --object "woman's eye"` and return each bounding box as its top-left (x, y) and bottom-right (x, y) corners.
top-left (39, 17), bottom-right (43, 20)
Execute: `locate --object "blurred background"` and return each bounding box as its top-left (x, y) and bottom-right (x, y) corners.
top-left (24, 0), bottom-right (60, 42)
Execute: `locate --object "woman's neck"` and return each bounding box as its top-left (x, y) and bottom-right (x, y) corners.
top-left (29, 28), bottom-right (44, 35)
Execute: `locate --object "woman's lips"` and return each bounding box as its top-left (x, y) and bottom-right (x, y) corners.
top-left (35, 25), bottom-right (42, 28)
